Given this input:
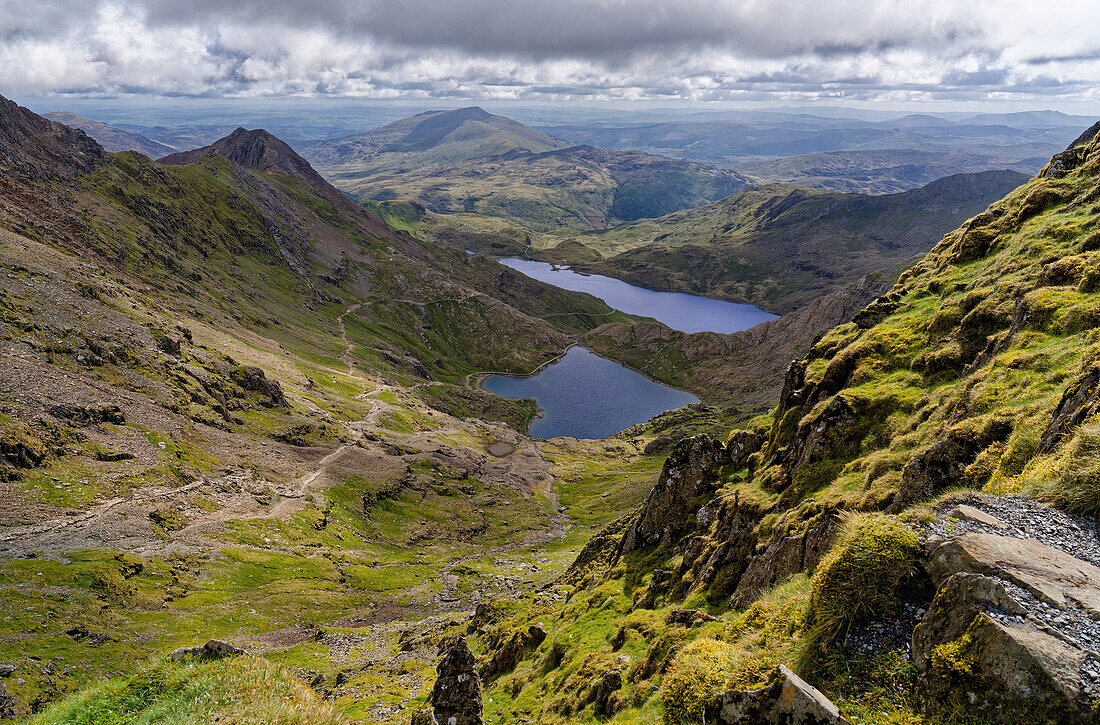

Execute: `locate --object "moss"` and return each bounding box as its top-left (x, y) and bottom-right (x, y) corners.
top-left (804, 513), bottom-right (920, 653)
top-left (149, 508), bottom-right (190, 532)
top-left (660, 638), bottom-right (736, 724)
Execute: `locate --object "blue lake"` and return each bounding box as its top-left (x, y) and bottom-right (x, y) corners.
top-left (498, 257), bottom-right (778, 334)
top-left (482, 347), bottom-right (700, 439)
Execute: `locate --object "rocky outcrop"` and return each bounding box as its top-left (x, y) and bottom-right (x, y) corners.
top-left (47, 404), bottom-right (125, 427)
top-left (169, 639), bottom-right (246, 661)
top-left (430, 638), bottom-right (483, 725)
top-left (890, 422), bottom-right (1010, 511)
top-left (705, 665), bottom-right (851, 724)
top-left (911, 497), bottom-right (1100, 722)
top-left (591, 668), bottom-right (623, 718)
top-left (479, 625), bottom-right (545, 680)
top-left (620, 435), bottom-right (732, 552)
top-left (1037, 365), bottom-right (1100, 454)
top-left (229, 366), bottom-right (288, 408)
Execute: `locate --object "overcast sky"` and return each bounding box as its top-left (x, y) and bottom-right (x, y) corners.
top-left (2, 0), bottom-right (1099, 110)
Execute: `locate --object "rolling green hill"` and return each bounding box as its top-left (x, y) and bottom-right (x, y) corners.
top-left (301, 108), bottom-right (749, 231)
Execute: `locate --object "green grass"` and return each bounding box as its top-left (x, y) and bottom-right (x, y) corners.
top-left (27, 656), bottom-right (342, 725)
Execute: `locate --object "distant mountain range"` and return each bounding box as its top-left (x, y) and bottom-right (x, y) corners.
top-left (535, 113), bottom-right (1083, 186)
top-left (300, 106), bottom-right (750, 231)
top-left (41, 111), bottom-right (175, 158)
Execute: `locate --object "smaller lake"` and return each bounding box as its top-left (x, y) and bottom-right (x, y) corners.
top-left (482, 347), bottom-right (700, 439)
top-left (499, 258), bottom-right (778, 334)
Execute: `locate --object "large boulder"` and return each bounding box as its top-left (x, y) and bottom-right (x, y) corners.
top-left (705, 664), bottom-right (851, 724)
top-left (430, 638), bottom-right (483, 725)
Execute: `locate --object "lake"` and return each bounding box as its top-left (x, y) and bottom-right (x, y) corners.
top-left (498, 257), bottom-right (778, 334)
top-left (482, 347), bottom-right (699, 439)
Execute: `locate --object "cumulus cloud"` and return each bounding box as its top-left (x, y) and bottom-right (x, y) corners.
top-left (1, 0), bottom-right (1098, 104)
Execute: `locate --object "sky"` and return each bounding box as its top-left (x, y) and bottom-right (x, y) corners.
top-left (2, 0), bottom-right (1100, 112)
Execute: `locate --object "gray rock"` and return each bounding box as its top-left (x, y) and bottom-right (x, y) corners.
top-left (706, 664), bottom-right (851, 724)
top-left (0, 664), bottom-right (15, 678)
top-left (169, 639), bottom-right (246, 661)
top-left (621, 435), bottom-right (729, 552)
top-left (0, 680), bottom-right (14, 719)
top-left (592, 668), bottom-right (622, 717)
top-left (430, 638), bottom-right (482, 725)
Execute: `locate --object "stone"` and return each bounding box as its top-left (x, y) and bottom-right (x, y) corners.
top-left (725, 430), bottom-right (765, 469)
top-left (706, 664), bottom-right (851, 724)
top-left (0, 680), bottom-right (14, 719)
top-left (1036, 365), bottom-right (1100, 454)
top-left (430, 638), bottom-right (483, 725)
top-left (890, 432), bottom-right (988, 512)
top-left (925, 533), bottom-right (1100, 616)
top-left (731, 534), bottom-right (806, 606)
top-left (229, 366), bottom-right (288, 408)
top-left (592, 668), bottom-right (623, 717)
top-left (410, 708), bottom-right (438, 725)
top-left (621, 435), bottom-right (729, 552)
top-left (0, 664), bottom-right (14, 678)
top-left (943, 504), bottom-right (1009, 530)
top-left (169, 639), bottom-right (246, 661)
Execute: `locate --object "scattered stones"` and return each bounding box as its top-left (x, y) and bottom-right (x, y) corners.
top-left (705, 664), bottom-right (851, 724)
top-left (65, 625), bottom-right (113, 645)
top-left (169, 639), bottom-right (246, 661)
top-left (430, 638), bottom-right (482, 725)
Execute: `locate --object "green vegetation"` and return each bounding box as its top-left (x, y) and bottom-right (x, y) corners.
top-left (27, 656), bottom-right (341, 725)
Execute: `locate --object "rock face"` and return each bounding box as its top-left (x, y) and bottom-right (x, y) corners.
top-left (912, 497), bottom-right (1100, 722)
top-left (430, 638), bottom-right (483, 725)
top-left (621, 435), bottom-right (731, 552)
top-left (229, 366), bottom-right (288, 408)
top-left (169, 639), bottom-right (246, 661)
top-left (479, 625), bottom-right (546, 680)
top-left (1037, 364), bottom-right (1100, 454)
top-left (705, 665), bottom-right (851, 724)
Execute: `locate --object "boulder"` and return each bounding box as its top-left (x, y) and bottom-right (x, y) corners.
top-left (410, 708), bottom-right (438, 725)
top-left (430, 638), bottom-right (483, 725)
top-left (705, 664), bottom-right (851, 724)
top-left (0, 664), bottom-right (14, 678)
top-left (924, 533), bottom-right (1100, 615)
top-left (621, 435), bottom-right (729, 552)
top-left (913, 574), bottom-right (1088, 723)
top-left (890, 431), bottom-right (988, 511)
top-left (0, 681), bottom-right (14, 719)
top-left (169, 639), bottom-right (246, 661)
top-left (725, 430), bottom-right (765, 469)
top-left (229, 366), bottom-right (288, 408)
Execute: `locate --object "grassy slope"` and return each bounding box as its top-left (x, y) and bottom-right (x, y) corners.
top-left (445, 127), bottom-right (1100, 725)
top-left (534, 171), bottom-right (1028, 313)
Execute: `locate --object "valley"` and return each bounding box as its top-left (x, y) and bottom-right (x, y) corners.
top-left (2, 80), bottom-right (1100, 725)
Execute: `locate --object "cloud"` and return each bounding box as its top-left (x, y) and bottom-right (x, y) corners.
top-left (0, 0), bottom-right (1098, 105)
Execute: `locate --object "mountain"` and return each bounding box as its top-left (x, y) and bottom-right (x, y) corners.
top-left (0, 94), bottom-right (676, 720)
top-left (301, 108), bottom-right (750, 231)
top-left (42, 111), bottom-right (175, 157)
top-left (528, 169), bottom-right (1029, 313)
top-left (300, 106), bottom-right (570, 165)
top-left (537, 116), bottom-right (1081, 169)
top-left (737, 148), bottom-right (1046, 194)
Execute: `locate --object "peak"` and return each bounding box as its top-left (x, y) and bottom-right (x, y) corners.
top-left (0, 93), bottom-right (106, 176)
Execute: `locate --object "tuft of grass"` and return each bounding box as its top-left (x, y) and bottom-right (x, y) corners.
top-left (804, 513), bottom-right (920, 657)
top-left (659, 638), bottom-right (737, 724)
top-left (27, 656), bottom-right (343, 725)
top-left (1024, 421), bottom-right (1100, 515)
